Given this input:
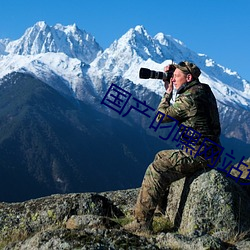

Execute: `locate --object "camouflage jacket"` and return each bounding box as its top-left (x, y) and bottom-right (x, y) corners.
top-left (157, 79), bottom-right (221, 151)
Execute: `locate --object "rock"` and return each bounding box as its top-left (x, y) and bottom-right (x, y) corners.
top-left (65, 214), bottom-right (120, 230)
top-left (1, 169), bottom-right (250, 249)
top-left (4, 228), bottom-right (162, 250)
top-left (156, 232), bottom-right (227, 250)
top-left (0, 192), bottom-right (124, 248)
top-left (235, 240), bottom-right (250, 250)
top-left (101, 188), bottom-right (140, 215)
top-left (165, 169), bottom-right (250, 241)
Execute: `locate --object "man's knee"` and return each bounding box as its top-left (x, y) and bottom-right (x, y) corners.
top-left (154, 150), bottom-right (173, 161)
top-left (152, 150), bottom-right (179, 172)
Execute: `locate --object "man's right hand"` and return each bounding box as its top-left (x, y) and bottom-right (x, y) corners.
top-left (163, 65), bottom-right (174, 94)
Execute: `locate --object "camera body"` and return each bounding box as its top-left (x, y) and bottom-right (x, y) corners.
top-left (139, 65), bottom-right (176, 82)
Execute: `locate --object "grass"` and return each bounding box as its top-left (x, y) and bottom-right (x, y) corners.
top-left (152, 216), bottom-right (174, 234)
top-left (113, 214), bottom-right (174, 235)
top-left (112, 216), bottom-right (134, 227)
top-left (225, 230), bottom-right (250, 245)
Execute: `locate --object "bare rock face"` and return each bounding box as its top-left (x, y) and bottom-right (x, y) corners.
top-left (0, 193), bottom-right (124, 248)
top-left (165, 169), bottom-right (250, 241)
top-left (1, 169), bottom-right (250, 249)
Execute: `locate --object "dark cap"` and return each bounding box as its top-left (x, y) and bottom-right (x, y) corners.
top-left (175, 61), bottom-right (201, 79)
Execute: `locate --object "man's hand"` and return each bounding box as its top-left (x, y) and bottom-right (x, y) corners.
top-left (163, 65), bottom-right (174, 94)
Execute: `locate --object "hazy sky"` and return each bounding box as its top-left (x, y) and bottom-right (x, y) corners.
top-left (1, 0), bottom-right (250, 80)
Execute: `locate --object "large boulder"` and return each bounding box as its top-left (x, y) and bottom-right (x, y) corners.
top-left (165, 169), bottom-right (250, 241)
top-left (0, 193), bottom-right (124, 248)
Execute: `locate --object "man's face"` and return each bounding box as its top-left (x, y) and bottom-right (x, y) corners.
top-left (172, 68), bottom-right (188, 90)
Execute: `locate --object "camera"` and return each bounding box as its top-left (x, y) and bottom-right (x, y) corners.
top-left (139, 65), bottom-right (176, 82)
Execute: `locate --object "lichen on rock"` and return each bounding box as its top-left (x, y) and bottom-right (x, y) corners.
top-left (165, 169), bottom-right (250, 241)
top-left (1, 169), bottom-right (250, 249)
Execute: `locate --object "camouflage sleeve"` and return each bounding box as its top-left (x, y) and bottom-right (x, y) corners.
top-left (156, 92), bottom-right (195, 123)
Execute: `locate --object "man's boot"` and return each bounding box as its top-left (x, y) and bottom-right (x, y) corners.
top-left (123, 218), bottom-right (153, 234)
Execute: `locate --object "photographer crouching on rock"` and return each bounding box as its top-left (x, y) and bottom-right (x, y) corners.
top-left (124, 61), bottom-right (222, 233)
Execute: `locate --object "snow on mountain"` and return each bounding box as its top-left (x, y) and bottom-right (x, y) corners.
top-left (0, 52), bottom-right (100, 103)
top-left (88, 25), bottom-right (250, 110)
top-left (88, 26), bottom-right (169, 91)
top-left (0, 39), bottom-right (9, 55)
top-left (0, 22), bottom-right (250, 145)
top-left (5, 21), bottom-right (102, 64)
top-left (0, 22), bottom-right (104, 101)
top-left (0, 22), bottom-right (250, 112)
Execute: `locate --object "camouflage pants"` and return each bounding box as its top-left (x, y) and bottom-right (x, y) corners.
top-left (134, 149), bottom-right (209, 223)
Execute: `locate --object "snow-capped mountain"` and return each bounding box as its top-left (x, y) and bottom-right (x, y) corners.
top-left (0, 22), bottom-right (250, 144)
top-left (0, 52), bottom-right (98, 101)
top-left (89, 25), bottom-right (250, 110)
top-left (1, 22), bottom-right (249, 109)
top-left (3, 21), bottom-right (102, 64)
top-left (0, 21), bottom-right (250, 201)
top-left (0, 21), bottom-right (103, 101)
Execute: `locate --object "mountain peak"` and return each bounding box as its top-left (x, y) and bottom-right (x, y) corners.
top-left (125, 25), bottom-right (151, 41)
top-left (154, 32), bottom-right (185, 48)
top-left (54, 23), bottom-right (79, 33)
top-left (134, 25), bottom-right (147, 34)
top-left (34, 21), bottom-right (48, 29)
top-left (5, 21), bottom-right (102, 64)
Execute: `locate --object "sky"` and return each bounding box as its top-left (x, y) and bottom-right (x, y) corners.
top-left (0, 0), bottom-right (250, 81)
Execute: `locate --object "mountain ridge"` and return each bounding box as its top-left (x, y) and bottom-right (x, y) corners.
top-left (3, 21), bottom-right (102, 64)
top-left (0, 72), bottom-right (170, 202)
top-left (0, 22), bottom-right (250, 201)
top-left (1, 22), bottom-right (249, 106)
top-left (1, 22), bottom-right (250, 145)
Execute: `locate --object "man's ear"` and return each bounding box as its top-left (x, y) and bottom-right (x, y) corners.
top-left (186, 74), bottom-right (193, 82)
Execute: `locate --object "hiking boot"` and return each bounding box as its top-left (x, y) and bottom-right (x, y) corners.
top-left (124, 219), bottom-right (152, 233)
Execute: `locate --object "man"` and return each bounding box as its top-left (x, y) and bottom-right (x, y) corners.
top-left (124, 61), bottom-right (221, 233)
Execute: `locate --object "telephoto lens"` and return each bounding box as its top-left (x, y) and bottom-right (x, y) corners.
top-left (139, 68), bottom-right (167, 80)
top-left (139, 65), bottom-right (176, 82)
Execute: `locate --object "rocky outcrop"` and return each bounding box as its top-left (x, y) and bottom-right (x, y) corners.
top-left (0, 192), bottom-right (158, 250)
top-left (166, 169), bottom-right (250, 240)
top-left (1, 170), bottom-right (250, 249)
